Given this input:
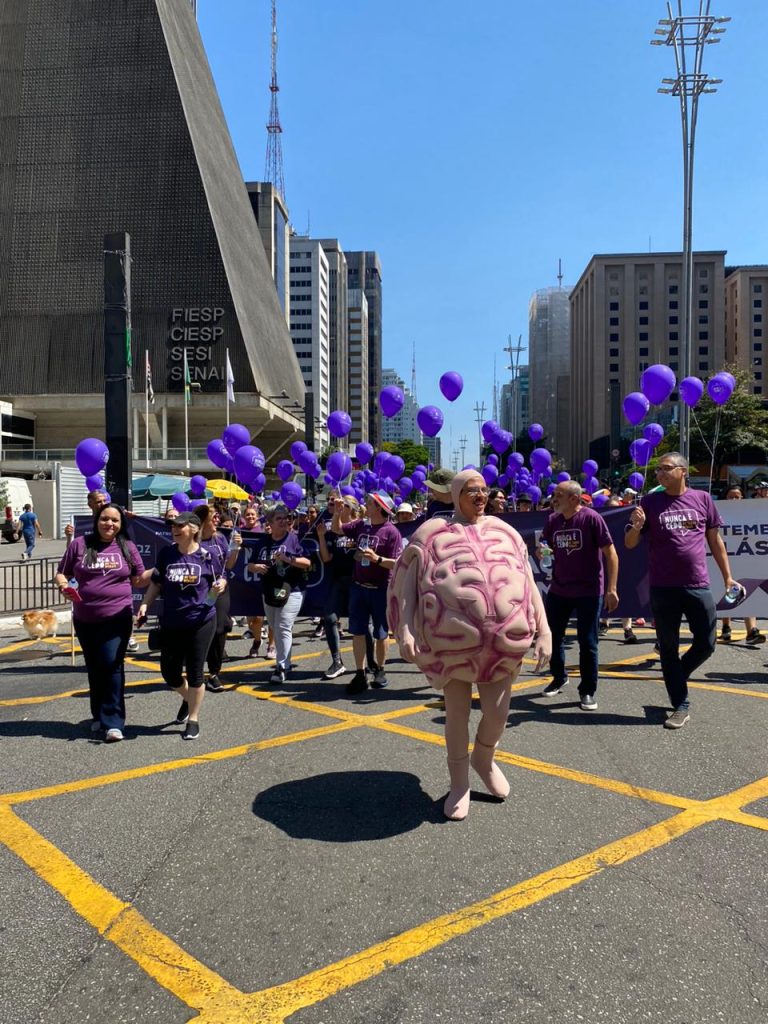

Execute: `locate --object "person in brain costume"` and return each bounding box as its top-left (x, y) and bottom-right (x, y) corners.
top-left (388, 469), bottom-right (551, 820)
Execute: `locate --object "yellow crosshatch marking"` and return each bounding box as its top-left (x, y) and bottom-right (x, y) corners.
top-left (2, 641), bottom-right (768, 1021)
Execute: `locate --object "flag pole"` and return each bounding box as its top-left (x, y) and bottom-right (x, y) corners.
top-left (184, 348), bottom-right (190, 470)
top-left (144, 349), bottom-right (150, 469)
top-left (226, 347), bottom-right (231, 428)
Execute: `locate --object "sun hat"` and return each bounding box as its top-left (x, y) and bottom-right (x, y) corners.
top-left (368, 490), bottom-right (395, 515)
top-left (425, 468), bottom-right (455, 494)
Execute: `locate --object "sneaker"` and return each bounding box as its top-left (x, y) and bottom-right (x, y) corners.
top-left (126, 638), bottom-right (139, 653)
top-left (19, 552), bottom-right (26, 561)
top-left (269, 668), bottom-right (286, 685)
top-left (205, 675), bottom-right (224, 692)
top-left (105, 728), bottom-right (124, 743)
top-left (654, 641), bottom-right (660, 653)
top-left (242, 628), bottom-right (254, 640)
top-left (248, 641), bottom-right (262, 658)
top-left (312, 623), bottom-right (326, 639)
top-left (634, 617), bottom-right (646, 627)
top-left (598, 621), bottom-right (609, 635)
top-left (579, 693), bottom-right (598, 711)
top-left (623, 628), bottom-right (638, 644)
top-left (261, 625), bottom-right (269, 640)
top-left (542, 677), bottom-right (569, 696)
top-left (346, 670), bottom-right (369, 695)
top-left (323, 659), bottom-right (346, 680)
top-left (371, 666), bottom-right (389, 689)
top-left (664, 707), bottom-right (690, 730)
top-left (266, 644), bottom-right (276, 660)
top-left (719, 626), bottom-right (732, 643)
top-left (746, 628), bottom-right (766, 645)
top-left (90, 719), bottom-right (102, 733)
top-left (175, 700), bottom-right (189, 725)
top-left (182, 720), bottom-right (200, 740)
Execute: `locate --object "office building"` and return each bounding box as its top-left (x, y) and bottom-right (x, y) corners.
top-left (317, 240), bottom-right (349, 413)
top-left (499, 367), bottom-right (529, 439)
top-left (569, 251), bottom-right (726, 468)
top-left (288, 237), bottom-right (331, 450)
top-left (346, 252), bottom-right (383, 447)
top-left (528, 287), bottom-right (572, 455)
top-left (724, 266), bottom-right (767, 395)
top-left (246, 182), bottom-right (290, 324)
top-left (422, 436), bottom-right (442, 468)
top-left (347, 289), bottom-right (369, 445)
top-left (381, 369), bottom-right (420, 445)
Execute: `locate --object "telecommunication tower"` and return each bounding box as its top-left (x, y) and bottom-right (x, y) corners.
top-left (411, 342), bottom-right (418, 402)
top-left (264, 0), bottom-right (286, 200)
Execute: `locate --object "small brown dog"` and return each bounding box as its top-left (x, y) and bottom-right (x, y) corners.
top-left (22, 610), bottom-right (58, 639)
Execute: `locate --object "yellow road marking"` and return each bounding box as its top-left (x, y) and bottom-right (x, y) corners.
top-left (0, 638), bottom-right (43, 656)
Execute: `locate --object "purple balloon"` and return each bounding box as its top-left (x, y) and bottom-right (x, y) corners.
top-left (592, 493), bottom-right (609, 508)
top-left (399, 476), bottom-right (413, 494)
top-left (290, 441), bottom-right (307, 462)
top-left (207, 439), bottom-right (229, 469)
top-left (340, 485), bottom-right (357, 498)
top-left (384, 455), bottom-right (405, 480)
top-left (234, 446), bottom-right (266, 482)
top-left (190, 475), bottom-right (207, 497)
top-left (584, 476), bottom-right (600, 494)
top-left (417, 405), bottom-right (444, 437)
top-left (223, 423), bottom-right (250, 456)
top-left (393, 496), bottom-right (402, 507)
top-left (531, 448), bottom-right (552, 469)
top-left (481, 420), bottom-right (500, 442)
top-left (276, 460), bottom-right (295, 482)
top-left (623, 391), bottom-right (650, 426)
top-left (280, 482), bottom-right (303, 509)
top-left (707, 373), bottom-right (735, 406)
top-left (528, 424), bottom-right (544, 442)
top-left (557, 471), bottom-right (571, 483)
top-left (629, 438), bottom-right (653, 466)
top-left (486, 454), bottom-right (499, 465)
top-left (643, 423), bottom-right (664, 447)
top-left (482, 464), bottom-right (499, 485)
top-left (641, 364), bottom-right (676, 406)
top-left (252, 472), bottom-right (266, 493)
top-left (439, 371), bottom-right (463, 402)
top-left (526, 485), bottom-right (542, 505)
top-left (679, 376), bottom-right (704, 408)
top-left (718, 371), bottom-right (736, 390)
top-left (171, 491), bottom-right (190, 512)
top-left (546, 483), bottom-right (556, 496)
top-left (75, 438), bottom-right (109, 478)
top-left (488, 430), bottom-right (510, 454)
top-left (189, 499), bottom-right (206, 510)
top-left (508, 451), bottom-right (525, 469)
top-left (628, 472), bottom-right (644, 490)
top-left (297, 449), bottom-right (318, 474)
top-left (379, 386), bottom-right (405, 418)
top-left (582, 459), bottom-right (598, 477)
top-left (327, 451), bottom-right (353, 482)
top-left (355, 442), bottom-right (374, 465)
top-left (498, 473), bottom-right (510, 488)
top-left (85, 474), bottom-right (104, 491)
top-left (327, 410), bottom-right (352, 438)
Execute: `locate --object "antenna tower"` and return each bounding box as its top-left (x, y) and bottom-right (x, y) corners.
top-left (264, 0), bottom-right (286, 200)
top-left (557, 258), bottom-right (563, 289)
top-left (411, 342), bottom-right (417, 402)
top-left (492, 354), bottom-right (498, 422)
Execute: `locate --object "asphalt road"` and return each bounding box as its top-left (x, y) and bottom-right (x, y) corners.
top-left (1, 619), bottom-right (767, 1024)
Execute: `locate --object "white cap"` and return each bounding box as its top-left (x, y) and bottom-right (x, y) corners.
top-left (398, 502), bottom-right (413, 514)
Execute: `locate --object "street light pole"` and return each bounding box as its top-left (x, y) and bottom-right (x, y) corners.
top-left (473, 402), bottom-right (486, 466)
top-left (651, 1), bottom-right (729, 461)
top-left (504, 333), bottom-right (525, 451)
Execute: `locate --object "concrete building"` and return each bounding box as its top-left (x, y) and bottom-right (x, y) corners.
top-left (346, 252), bottom-right (383, 447)
top-left (317, 240), bottom-right (349, 414)
top-left (724, 266), bottom-right (767, 395)
top-left (569, 251), bottom-right (726, 468)
top-left (381, 369), bottom-right (420, 445)
top-left (246, 182), bottom-right (290, 324)
top-left (499, 367), bottom-right (530, 439)
top-left (288, 238), bottom-right (331, 450)
top-left (0, 0), bottom-right (304, 473)
top-left (347, 289), bottom-right (369, 445)
top-left (422, 436), bottom-right (442, 468)
top-left (528, 287), bottom-right (572, 456)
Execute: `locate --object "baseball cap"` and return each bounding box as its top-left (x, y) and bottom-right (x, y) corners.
top-left (425, 468), bottom-right (455, 494)
top-left (622, 487), bottom-right (637, 496)
top-left (368, 490), bottom-right (395, 515)
top-left (172, 511), bottom-right (201, 528)
top-left (517, 494), bottom-right (533, 505)
top-left (398, 502), bottom-right (413, 514)
top-left (757, 481), bottom-right (768, 488)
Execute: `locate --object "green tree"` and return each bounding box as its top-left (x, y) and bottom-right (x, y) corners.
top-left (381, 440), bottom-right (431, 476)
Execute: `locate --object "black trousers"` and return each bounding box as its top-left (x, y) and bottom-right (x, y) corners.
top-left (206, 588), bottom-right (232, 676)
top-left (160, 616), bottom-right (217, 690)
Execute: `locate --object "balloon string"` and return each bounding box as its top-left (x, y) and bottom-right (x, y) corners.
top-left (708, 408), bottom-right (722, 494)
top-left (690, 408), bottom-right (714, 458)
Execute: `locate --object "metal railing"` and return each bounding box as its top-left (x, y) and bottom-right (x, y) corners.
top-left (1, 447), bottom-right (213, 464)
top-left (0, 557), bottom-right (67, 614)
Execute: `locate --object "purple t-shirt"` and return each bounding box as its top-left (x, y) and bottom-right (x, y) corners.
top-left (342, 519), bottom-right (403, 587)
top-left (542, 506), bottom-right (613, 598)
top-left (152, 544), bottom-right (221, 629)
top-left (57, 536), bottom-right (145, 624)
top-left (640, 488), bottom-right (723, 588)
top-left (249, 530), bottom-right (309, 591)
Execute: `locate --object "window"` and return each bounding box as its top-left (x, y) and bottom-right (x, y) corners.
top-left (755, 342), bottom-right (764, 351)
top-left (669, 284), bottom-right (679, 294)
top-left (639, 316), bottom-right (648, 325)
top-left (754, 283), bottom-right (763, 293)
top-left (700, 284), bottom-right (709, 294)
top-left (669, 346), bottom-right (679, 354)
top-left (755, 329), bottom-right (763, 338)
top-left (756, 372), bottom-right (763, 381)
top-left (698, 346), bottom-right (708, 354)
top-left (610, 332), bottom-right (619, 342)
top-left (669, 300), bottom-right (679, 309)
top-left (639, 332), bottom-right (649, 341)
top-left (669, 334), bottom-right (679, 342)
top-left (609, 301), bottom-right (619, 311)
top-left (639, 300), bottom-right (649, 310)
top-left (609, 348), bottom-right (619, 357)
top-left (639, 347), bottom-right (649, 356)
top-left (756, 314), bottom-right (764, 323)
top-left (698, 361), bottom-right (708, 370)
top-left (669, 316), bottom-right (679, 325)
top-left (609, 272), bottom-right (619, 281)
top-left (670, 362), bottom-right (678, 371)
top-left (610, 363), bottom-right (619, 373)
top-left (609, 287), bottom-right (619, 296)
top-left (639, 362), bottom-right (649, 371)
top-left (698, 300), bottom-right (709, 309)
top-left (755, 299), bottom-right (763, 308)
top-left (699, 332), bottom-right (709, 341)
top-left (699, 316), bottom-right (708, 324)
top-left (639, 286), bottom-right (648, 296)
top-left (609, 317), bottom-right (619, 326)
top-left (699, 268), bottom-right (708, 277)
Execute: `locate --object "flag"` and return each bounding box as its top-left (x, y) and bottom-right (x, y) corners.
top-left (184, 350), bottom-right (191, 405)
top-left (145, 351), bottom-right (155, 404)
top-left (226, 350), bottom-right (235, 404)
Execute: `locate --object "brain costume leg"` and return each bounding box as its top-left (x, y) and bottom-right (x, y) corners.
top-left (470, 674), bottom-right (519, 799)
top-left (443, 680), bottom-right (472, 820)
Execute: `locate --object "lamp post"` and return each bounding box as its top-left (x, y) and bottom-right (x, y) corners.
top-left (504, 333), bottom-right (525, 451)
top-left (651, 1), bottom-right (729, 461)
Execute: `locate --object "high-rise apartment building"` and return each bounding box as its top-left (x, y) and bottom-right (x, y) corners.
top-left (569, 252), bottom-right (726, 468)
top-left (246, 182), bottom-right (290, 324)
top-left (381, 368), bottom-right (420, 445)
top-left (346, 252), bottom-right (382, 447)
top-left (288, 237), bottom-right (331, 449)
top-left (317, 239), bottom-right (349, 413)
top-left (724, 266), bottom-right (767, 395)
top-left (347, 289), bottom-right (369, 445)
top-left (528, 287), bottom-right (572, 455)
top-left (421, 436), bottom-right (442, 468)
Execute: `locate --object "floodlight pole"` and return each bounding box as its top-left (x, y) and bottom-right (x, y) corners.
top-left (504, 333), bottom-right (525, 451)
top-left (651, 1), bottom-right (729, 461)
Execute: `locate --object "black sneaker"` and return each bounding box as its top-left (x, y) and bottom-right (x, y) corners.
top-left (542, 677), bottom-right (568, 696)
top-left (746, 628), bottom-right (765, 645)
top-left (623, 628), bottom-right (638, 644)
top-left (312, 623), bottom-right (326, 639)
top-left (269, 668), bottom-right (286, 685)
top-left (182, 720), bottom-right (200, 740)
top-left (175, 700), bottom-right (189, 724)
top-left (579, 692), bottom-right (598, 711)
top-left (346, 670), bottom-right (368, 695)
top-left (205, 675), bottom-right (224, 693)
top-left (323, 659), bottom-right (346, 680)
top-left (598, 621), bottom-right (609, 635)
top-left (248, 641), bottom-right (262, 658)
top-left (371, 667), bottom-right (389, 689)
top-left (719, 626), bottom-right (732, 643)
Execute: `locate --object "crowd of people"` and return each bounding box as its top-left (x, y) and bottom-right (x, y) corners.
top-left (50, 456), bottom-right (760, 818)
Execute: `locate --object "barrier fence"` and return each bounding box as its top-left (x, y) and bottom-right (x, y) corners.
top-left (0, 557), bottom-right (67, 615)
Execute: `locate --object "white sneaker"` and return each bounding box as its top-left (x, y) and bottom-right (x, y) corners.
top-left (126, 638), bottom-right (139, 653)
top-left (266, 644), bottom-right (276, 659)
top-left (105, 728), bottom-right (124, 743)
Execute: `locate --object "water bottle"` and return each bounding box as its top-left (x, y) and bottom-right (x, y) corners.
top-left (539, 542), bottom-right (553, 571)
top-left (204, 577), bottom-right (224, 605)
top-left (724, 582), bottom-right (745, 605)
top-left (227, 532), bottom-right (242, 555)
top-left (359, 533), bottom-right (371, 567)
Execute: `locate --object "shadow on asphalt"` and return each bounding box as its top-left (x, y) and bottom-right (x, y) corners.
top-left (0, 716), bottom-right (188, 742)
top-left (252, 770), bottom-right (446, 839)
top-left (704, 670), bottom-right (768, 685)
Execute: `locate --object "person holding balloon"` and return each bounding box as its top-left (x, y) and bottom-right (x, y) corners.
top-left (196, 505), bottom-right (242, 692)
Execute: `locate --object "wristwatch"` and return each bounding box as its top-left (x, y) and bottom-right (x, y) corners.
top-left (376, 555), bottom-right (383, 566)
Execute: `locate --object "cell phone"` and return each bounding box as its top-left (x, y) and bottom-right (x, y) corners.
top-left (135, 613), bottom-right (147, 627)
top-left (61, 585), bottom-right (81, 602)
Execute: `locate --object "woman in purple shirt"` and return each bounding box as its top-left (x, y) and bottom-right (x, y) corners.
top-left (55, 504), bottom-right (148, 743)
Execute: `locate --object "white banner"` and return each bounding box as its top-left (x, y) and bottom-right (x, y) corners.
top-left (713, 499), bottom-right (768, 616)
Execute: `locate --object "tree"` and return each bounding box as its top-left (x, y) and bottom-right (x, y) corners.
top-left (381, 440), bottom-right (431, 476)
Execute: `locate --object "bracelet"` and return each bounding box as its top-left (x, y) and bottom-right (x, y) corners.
top-left (377, 555), bottom-right (383, 566)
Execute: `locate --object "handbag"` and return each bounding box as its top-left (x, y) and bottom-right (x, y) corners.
top-left (262, 580), bottom-right (292, 608)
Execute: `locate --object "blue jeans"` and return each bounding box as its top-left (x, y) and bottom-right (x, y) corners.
top-left (74, 608), bottom-right (134, 731)
top-left (545, 591), bottom-right (603, 696)
top-left (650, 586), bottom-right (716, 711)
top-left (22, 530), bottom-right (36, 557)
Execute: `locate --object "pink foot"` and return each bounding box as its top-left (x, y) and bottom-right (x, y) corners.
top-left (471, 741), bottom-right (510, 799)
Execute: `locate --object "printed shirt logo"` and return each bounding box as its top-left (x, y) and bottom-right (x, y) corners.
top-left (81, 552), bottom-right (124, 577)
top-left (553, 528), bottom-right (582, 555)
top-left (659, 508), bottom-right (702, 532)
top-left (357, 534), bottom-right (379, 552)
top-left (166, 562), bottom-right (202, 588)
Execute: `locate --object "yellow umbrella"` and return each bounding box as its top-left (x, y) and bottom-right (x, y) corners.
top-left (205, 479), bottom-right (251, 501)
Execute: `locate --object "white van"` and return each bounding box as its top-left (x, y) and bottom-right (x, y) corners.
top-left (0, 477), bottom-right (34, 543)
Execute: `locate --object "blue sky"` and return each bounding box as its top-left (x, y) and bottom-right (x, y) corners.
top-left (198, 0), bottom-right (768, 465)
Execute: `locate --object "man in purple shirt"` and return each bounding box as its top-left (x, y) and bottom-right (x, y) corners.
top-left (539, 480), bottom-right (619, 710)
top-left (625, 452), bottom-right (738, 729)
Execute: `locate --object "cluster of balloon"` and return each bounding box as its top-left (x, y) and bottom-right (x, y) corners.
top-left (75, 438), bottom-right (111, 501)
top-left (205, 423), bottom-right (267, 497)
